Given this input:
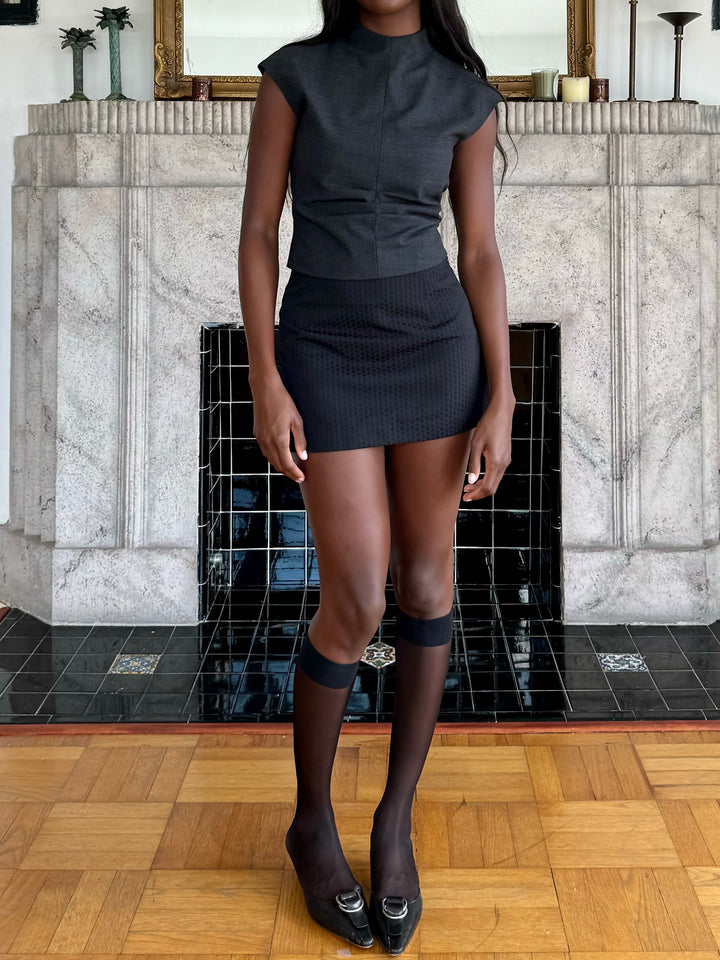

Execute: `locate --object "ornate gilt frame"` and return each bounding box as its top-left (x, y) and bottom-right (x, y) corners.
top-left (154, 0), bottom-right (595, 100)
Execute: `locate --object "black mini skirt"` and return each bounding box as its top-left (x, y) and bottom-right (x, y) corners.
top-left (275, 255), bottom-right (489, 453)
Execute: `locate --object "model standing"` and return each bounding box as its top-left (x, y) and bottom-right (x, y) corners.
top-left (239, 0), bottom-right (515, 952)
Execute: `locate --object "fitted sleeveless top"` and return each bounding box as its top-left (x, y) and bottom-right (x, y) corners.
top-left (257, 20), bottom-right (504, 280)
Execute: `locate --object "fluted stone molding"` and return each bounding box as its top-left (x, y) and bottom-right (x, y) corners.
top-left (1, 101), bottom-right (719, 624)
top-left (26, 99), bottom-right (720, 136)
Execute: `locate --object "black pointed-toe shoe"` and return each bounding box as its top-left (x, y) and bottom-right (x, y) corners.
top-left (300, 884), bottom-right (375, 949)
top-left (368, 889), bottom-right (423, 955)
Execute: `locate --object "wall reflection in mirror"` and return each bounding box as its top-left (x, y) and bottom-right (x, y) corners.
top-left (182, 0), bottom-right (569, 79)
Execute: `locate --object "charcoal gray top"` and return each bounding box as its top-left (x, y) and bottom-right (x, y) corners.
top-left (258, 19), bottom-right (503, 279)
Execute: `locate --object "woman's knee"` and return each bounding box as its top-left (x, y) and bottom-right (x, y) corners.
top-left (392, 557), bottom-right (453, 620)
top-left (313, 585), bottom-right (386, 659)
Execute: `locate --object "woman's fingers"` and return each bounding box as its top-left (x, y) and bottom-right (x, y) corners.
top-left (290, 419), bottom-right (308, 463)
top-left (462, 439), bottom-right (511, 501)
top-left (274, 430), bottom-right (306, 483)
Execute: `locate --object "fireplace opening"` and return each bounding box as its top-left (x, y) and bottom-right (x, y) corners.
top-left (198, 321), bottom-right (561, 624)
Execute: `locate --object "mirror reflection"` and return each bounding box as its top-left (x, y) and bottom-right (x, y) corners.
top-left (182, 0), bottom-right (569, 79)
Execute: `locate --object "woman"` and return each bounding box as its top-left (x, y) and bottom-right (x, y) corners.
top-left (239, 0), bottom-right (515, 952)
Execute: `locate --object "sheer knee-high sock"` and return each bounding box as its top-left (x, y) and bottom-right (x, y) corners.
top-left (370, 607), bottom-right (453, 900)
top-left (285, 623), bottom-right (362, 899)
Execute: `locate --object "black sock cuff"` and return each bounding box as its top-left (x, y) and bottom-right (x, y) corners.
top-left (395, 606), bottom-right (453, 646)
top-left (297, 628), bottom-right (361, 688)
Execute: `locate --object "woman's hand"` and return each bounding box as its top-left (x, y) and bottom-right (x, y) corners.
top-left (251, 373), bottom-right (308, 482)
top-left (462, 396), bottom-right (515, 501)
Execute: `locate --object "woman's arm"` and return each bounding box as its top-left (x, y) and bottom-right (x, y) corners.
top-left (239, 71), bottom-right (308, 481)
top-left (448, 109), bottom-right (515, 500)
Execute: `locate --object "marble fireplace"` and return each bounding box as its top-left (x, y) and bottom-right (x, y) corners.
top-left (1, 100), bottom-right (718, 626)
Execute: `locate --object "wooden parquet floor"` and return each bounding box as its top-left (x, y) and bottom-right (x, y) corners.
top-left (4, 726), bottom-right (720, 958)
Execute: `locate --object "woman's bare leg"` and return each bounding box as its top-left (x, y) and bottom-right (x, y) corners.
top-left (370, 429), bottom-right (474, 900)
top-left (286, 445), bottom-right (391, 899)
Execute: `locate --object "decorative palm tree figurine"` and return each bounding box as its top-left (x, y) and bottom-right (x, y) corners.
top-left (94, 6), bottom-right (134, 101)
top-left (59, 27), bottom-right (96, 102)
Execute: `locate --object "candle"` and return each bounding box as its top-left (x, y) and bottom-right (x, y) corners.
top-left (561, 76), bottom-right (590, 102)
top-left (531, 68), bottom-right (559, 101)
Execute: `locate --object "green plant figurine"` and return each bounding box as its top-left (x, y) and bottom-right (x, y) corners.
top-left (59, 27), bottom-right (96, 102)
top-left (94, 6), bottom-right (134, 101)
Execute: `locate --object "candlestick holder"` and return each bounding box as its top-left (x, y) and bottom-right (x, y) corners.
top-left (657, 11), bottom-right (702, 103)
top-left (95, 6), bottom-right (134, 101)
top-left (626, 0), bottom-right (652, 102)
top-left (59, 27), bottom-right (96, 102)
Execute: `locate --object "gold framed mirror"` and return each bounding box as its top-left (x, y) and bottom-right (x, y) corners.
top-left (154, 0), bottom-right (596, 101)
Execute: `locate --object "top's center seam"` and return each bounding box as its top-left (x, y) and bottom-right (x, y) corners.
top-left (373, 44), bottom-right (393, 277)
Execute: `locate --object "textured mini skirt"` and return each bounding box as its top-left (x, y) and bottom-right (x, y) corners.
top-left (275, 255), bottom-right (489, 453)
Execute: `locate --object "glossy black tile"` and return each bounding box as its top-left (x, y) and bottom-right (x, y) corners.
top-left (156, 654), bottom-right (207, 674)
top-left (0, 635), bottom-right (43, 655)
top-left (97, 674), bottom-right (152, 694)
top-left (52, 673), bottom-right (106, 694)
top-left (659, 689), bottom-right (716, 710)
top-left (515, 689), bottom-right (568, 711)
top-left (674, 634), bottom-right (720, 652)
top-left (144, 673), bottom-right (197, 695)
top-left (590, 635), bottom-right (639, 654)
top-left (4, 597), bottom-right (720, 723)
top-left (40, 692), bottom-right (96, 714)
top-left (671, 624), bottom-right (716, 638)
top-left (67, 652), bottom-right (126, 673)
top-left (132, 693), bottom-right (189, 716)
top-left (560, 671), bottom-right (613, 690)
top-left (85, 692), bottom-right (146, 716)
top-left (0, 652), bottom-right (33, 672)
top-left (122, 636), bottom-right (172, 655)
top-left (564, 710), bottom-right (637, 721)
top-left (605, 670), bottom-right (658, 689)
top-left (565, 689), bottom-right (620, 710)
top-left (11, 672), bottom-right (56, 693)
top-left (0, 690), bottom-right (48, 714)
top-left (86, 625), bottom-right (133, 639)
top-left (20, 653), bottom-right (76, 674)
top-left (77, 635), bottom-right (128, 655)
top-left (651, 669), bottom-right (703, 689)
top-left (634, 709), bottom-right (707, 720)
top-left (613, 687), bottom-right (665, 710)
top-left (628, 624), bottom-right (673, 638)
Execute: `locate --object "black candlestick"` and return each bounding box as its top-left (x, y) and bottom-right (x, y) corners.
top-left (657, 11), bottom-right (701, 103)
top-left (626, 0), bottom-right (651, 102)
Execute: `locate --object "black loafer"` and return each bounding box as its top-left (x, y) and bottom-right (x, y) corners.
top-left (301, 884), bottom-right (374, 948)
top-left (368, 889), bottom-right (423, 955)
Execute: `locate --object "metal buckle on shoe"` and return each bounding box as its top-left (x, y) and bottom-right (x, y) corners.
top-left (381, 895), bottom-right (408, 919)
top-left (335, 889), bottom-right (364, 913)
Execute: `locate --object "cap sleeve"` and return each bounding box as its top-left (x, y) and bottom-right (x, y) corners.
top-left (257, 45), bottom-right (304, 118)
top-left (459, 79), bottom-right (504, 141)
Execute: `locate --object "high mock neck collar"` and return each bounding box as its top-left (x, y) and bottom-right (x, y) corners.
top-left (346, 19), bottom-right (429, 52)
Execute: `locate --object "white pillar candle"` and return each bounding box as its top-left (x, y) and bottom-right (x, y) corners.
top-left (561, 76), bottom-right (590, 102)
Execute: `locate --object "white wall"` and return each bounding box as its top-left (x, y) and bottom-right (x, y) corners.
top-left (0, 0), bottom-right (717, 524)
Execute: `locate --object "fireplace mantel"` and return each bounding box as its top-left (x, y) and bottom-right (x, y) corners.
top-left (2, 100), bottom-right (719, 624)
top-left (26, 100), bottom-right (720, 136)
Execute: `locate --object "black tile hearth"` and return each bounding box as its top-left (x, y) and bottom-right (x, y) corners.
top-left (1, 601), bottom-right (720, 723)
